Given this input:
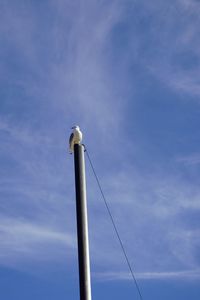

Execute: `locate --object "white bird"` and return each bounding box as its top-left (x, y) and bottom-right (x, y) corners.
top-left (69, 125), bottom-right (83, 153)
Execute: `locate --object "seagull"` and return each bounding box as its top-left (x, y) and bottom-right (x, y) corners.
top-left (69, 125), bottom-right (83, 153)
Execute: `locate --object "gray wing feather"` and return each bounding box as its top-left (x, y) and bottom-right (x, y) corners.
top-left (69, 133), bottom-right (74, 146)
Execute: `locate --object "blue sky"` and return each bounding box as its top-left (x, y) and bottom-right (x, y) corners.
top-left (0, 0), bottom-right (200, 299)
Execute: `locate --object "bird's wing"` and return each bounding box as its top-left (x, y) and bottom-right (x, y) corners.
top-left (69, 133), bottom-right (74, 146)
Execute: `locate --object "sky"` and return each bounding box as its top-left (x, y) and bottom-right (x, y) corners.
top-left (0, 0), bottom-right (200, 299)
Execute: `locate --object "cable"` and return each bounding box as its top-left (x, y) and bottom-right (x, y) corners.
top-left (85, 147), bottom-right (144, 300)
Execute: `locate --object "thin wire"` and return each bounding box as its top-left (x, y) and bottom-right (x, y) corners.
top-left (85, 147), bottom-right (144, 300)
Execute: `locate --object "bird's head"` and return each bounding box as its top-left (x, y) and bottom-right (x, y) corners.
top-left (71, 125), bottom-right (80, 130)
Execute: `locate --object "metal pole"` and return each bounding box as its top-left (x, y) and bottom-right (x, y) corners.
top-left (74, 143), bottom-right (92, 300)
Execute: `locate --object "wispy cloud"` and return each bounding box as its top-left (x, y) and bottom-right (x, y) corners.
top-left (0, 217), bottom-right (76, 267)
top-left (133, 0), bottom-right (200, 96)
top-left (94, 269), bottom-right (200, 281)
top-left (176, 153), bottom-right (200, 166)
top-left (87, 165), bottom-right (200, 277)
top-left (0, 0), bottom-right (200, 285)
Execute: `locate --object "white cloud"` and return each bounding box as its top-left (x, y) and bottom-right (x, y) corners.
top-left (176, 153), bottom-right (200, 166)
top-left (133, 0), bottom-right (200, 96)
top-left (0, 217), bottom-right (76, 267)
top-left (94, 269), bottom-right (200, 281)
top-left (0, 0), bottom-right (200, 283)
top-left (0, 118), bottom-right (52, 147)
top-left (86, 164), bottom-right (200, 277)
